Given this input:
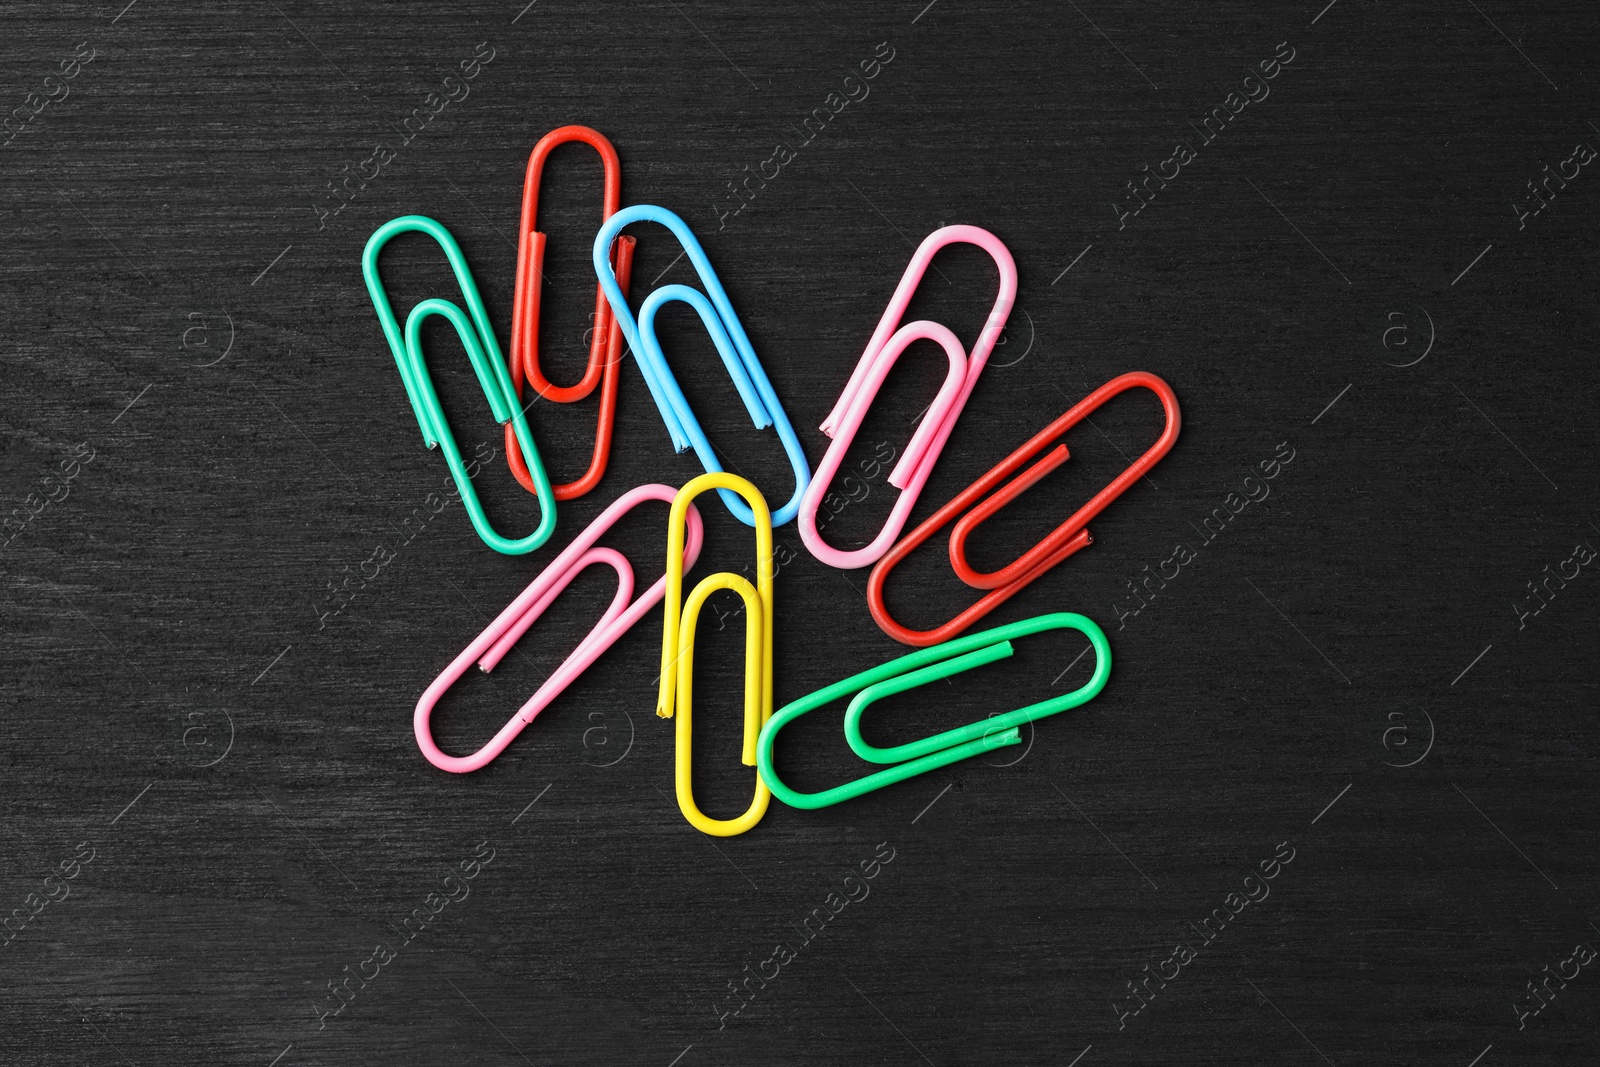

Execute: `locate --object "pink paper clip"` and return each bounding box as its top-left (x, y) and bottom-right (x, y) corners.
top-left (414, 484), bottom-right (705, 772)
top-left (798, 225), bottom-right (1017, 569)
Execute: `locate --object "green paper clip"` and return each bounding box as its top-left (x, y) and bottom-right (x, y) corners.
top-left (756, 612), bottom-right (1111, 810)
top-left (363, 215), bottom-right (556, 555)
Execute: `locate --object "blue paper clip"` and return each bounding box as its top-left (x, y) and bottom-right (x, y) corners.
top-left (363, 215), bottom-right (557, 555)
top-left (592, 204), bottom-right (810, 527)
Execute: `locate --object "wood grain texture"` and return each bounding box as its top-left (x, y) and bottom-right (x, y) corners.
top-left (2, 1), bottom-right (1598, 1064)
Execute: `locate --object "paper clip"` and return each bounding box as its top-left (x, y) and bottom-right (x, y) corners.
top-left (363, 215), bottom-right (557, 555)
top-left (414, 484), bottom-right (705, 772)
top-left (869, 372), bottom-right (1180, 646)
top-left (504, 126), bottom-right (637, 502)
top-left (757, 613), bottom-right (1111, 809)
top-left (593, 204), bottom-right (811, 528)
top-left (798, 225), bottom-right (1017, 568)
top-left (660, 472), bottom-right (774, 836)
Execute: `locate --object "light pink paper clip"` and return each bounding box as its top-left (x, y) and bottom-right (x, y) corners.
top-left (415, 484), bottom-right (705, 772)
top-left (798, 225), bottom-right (1017, 569)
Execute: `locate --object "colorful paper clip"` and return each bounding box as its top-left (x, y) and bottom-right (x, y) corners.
top-left (659, 472), bottom-right (774, 836)
top-left (869, 372), bottom-right (1180, 646)
top-left (363, 215), bottom-right (557, 555)
top-left (504, 126), bottom-right (636, 502)
top-left (757, 613), bottom-right (1111, 809)
top-left (414, 484), bottom-right (705, 773)
top-left (593, 204), bottom-right (811, 528)
top-left (799, 225), bottom-right (1017, 568)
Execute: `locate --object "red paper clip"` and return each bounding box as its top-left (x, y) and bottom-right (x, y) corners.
top-left (505, 125), bottom-right (636, 501)
top-left (868, 371), bottom-right (1180, 646)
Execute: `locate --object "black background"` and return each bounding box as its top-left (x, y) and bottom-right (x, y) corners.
top-left (3, 2), bottom-right (1598, 1064)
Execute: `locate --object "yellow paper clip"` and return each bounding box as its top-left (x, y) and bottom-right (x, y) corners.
top-left (660, 472), bottom-right (774, 836)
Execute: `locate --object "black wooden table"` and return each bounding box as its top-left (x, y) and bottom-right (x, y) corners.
top-left (2, 2), bottom-right (1597, 1064)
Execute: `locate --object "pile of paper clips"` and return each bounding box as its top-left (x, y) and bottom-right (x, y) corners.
top-left (363, 126), bottom-right (1182, 837)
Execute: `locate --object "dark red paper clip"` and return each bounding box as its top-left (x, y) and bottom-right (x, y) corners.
top-left (868, 371), bottom-right (1180, 646)
top-left (505, 125), bottom-right (636, 502)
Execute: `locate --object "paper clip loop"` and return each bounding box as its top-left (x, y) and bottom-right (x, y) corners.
top-left (869, 372), bottom-right (1180, 646)
top-left (362, 215), bottom-right (557, 555)
top-left (414, 484), bottom-right (705, 772)
top-left (505, 126), bottom-right (637, 501)
top-left (757, 613), bottom-right (1111, 809)
top-left (593, 204), bottom-right (811, 528)
top-left (660, 472), bottom-right (774, 836)
top-left (799, 225), bottom-right (1017, 568)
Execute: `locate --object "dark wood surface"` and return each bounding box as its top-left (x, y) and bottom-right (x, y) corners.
top-left (3, 1), bottom-right (1598, 1064)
